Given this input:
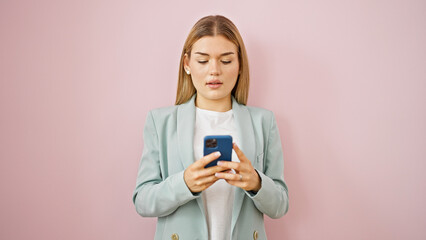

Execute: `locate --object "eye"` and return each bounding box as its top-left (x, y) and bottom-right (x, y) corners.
top-left (221, 60), bottom-right (232, 64)
top-left (197, 60), bottom-right (208, 64)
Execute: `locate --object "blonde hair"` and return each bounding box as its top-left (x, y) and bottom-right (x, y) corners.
top-left (175, 15), bottom-right (250, 105)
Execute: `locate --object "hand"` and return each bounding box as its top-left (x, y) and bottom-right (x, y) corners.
top-left (183, 151), bottom-right (230, 193)
top-left (214, 143), bottom-right (261, 192)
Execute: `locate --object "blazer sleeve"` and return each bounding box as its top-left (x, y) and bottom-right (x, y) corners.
top-left (245, 112), bottom-right (289, 218)
top-left (132, 111), bottom-right (199, 217)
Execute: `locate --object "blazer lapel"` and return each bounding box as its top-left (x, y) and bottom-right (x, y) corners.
top-left (177, 95), bottom-right (196, 169)
top-left (231, 97), bottom-right (256, 231)
top-left (176, 95), bottom-right (207, 215)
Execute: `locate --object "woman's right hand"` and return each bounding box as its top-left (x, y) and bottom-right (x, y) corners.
top-left (183, 151), bottom-right (229, 193)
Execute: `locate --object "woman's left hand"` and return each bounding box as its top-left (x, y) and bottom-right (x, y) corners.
top-left (215, 143), bottom-right (261, 192)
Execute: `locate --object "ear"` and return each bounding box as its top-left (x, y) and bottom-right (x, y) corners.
top-left (183, 53), bottom-right (190, 71)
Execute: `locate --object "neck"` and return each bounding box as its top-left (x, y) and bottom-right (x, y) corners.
top-left (195, 94), bottom-right (232, 112)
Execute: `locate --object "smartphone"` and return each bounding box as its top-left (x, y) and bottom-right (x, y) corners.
top-left (204, 135), bottom-right (233, 168)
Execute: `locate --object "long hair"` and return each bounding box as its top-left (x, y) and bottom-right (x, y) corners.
top-left (175, 15), bottom-right (250, 105)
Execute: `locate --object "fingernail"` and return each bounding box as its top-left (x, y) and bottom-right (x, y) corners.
top-left (217, 161), bottom-right (223, 166)
top-left (215, 151), bottom-right (221, 157)
top-left (215, 173), bottom-right (220, 177)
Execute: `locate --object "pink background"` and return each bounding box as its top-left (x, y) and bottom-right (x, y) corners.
top-left (1, 0), bottom-right (425, 239)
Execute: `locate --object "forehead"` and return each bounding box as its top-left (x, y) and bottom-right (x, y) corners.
top-left (191, 35), bottom-right (237, 55)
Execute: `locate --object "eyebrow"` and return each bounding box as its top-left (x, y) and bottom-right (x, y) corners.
top-left (194, 51), bottom-right (235, 56)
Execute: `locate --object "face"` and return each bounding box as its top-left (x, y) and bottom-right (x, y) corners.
top-left (184, 35), bottom-right (240, 105)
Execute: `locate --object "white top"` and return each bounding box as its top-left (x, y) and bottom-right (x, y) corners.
top-left (193, 107), bottom-right (240, 240)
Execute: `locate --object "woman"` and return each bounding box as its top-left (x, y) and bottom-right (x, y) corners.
top-left (133, 15), bottom-right (289, 240)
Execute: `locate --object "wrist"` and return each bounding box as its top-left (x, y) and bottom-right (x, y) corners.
top-left (251, 169), bottom-right (262, 192)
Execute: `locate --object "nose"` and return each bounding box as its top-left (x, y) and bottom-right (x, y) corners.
top-left (209, 60), bottom-right (221, 76)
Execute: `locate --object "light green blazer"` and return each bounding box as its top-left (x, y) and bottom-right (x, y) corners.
top-left (133, 95), bottom-right (289, 240)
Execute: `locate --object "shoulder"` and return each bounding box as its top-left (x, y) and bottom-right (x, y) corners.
top-left (245, 105), bottom-right (274, 117)
top-left (148, 96), bottom-right (195, 120)
top-left (245, 105), bottom-right (275, 123)
top-left (233, 103), bottom-right (276, 133)
top-left (148, 105), bottom-right (179, 119)
top-left (144, 105), bottom-right (180, 129)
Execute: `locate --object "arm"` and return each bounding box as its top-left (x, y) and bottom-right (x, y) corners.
top-left (247, 112), bottom-right (289, 218)
top-left (132, 111), bottom-right (198, 217)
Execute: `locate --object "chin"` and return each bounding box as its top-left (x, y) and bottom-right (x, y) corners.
top-left (200, 91), bottom-right (231, 101)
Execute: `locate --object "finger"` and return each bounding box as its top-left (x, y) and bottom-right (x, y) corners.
top-left (215, 172), bottom-right (242, 181)
top-left (233, 143), bottom-right (248, 163)
top-left (217, 160), bottom-right (240, 170)
top-left (198, 174), bottom-right (221, 186)
top-left (197, 165), bottom-right (230, 178)
top-left (190, 175), bottom-right (220, 192)
top-left (195, 151), bottom-right (221, 168)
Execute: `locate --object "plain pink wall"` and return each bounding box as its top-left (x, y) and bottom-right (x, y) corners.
top-left (1, 0), bottom-right (425, 239)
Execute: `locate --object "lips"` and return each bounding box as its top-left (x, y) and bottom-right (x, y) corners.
top-left (206, 79), bottom-right (222, 85)
top-left (206, 80), bottom-right (223, 89)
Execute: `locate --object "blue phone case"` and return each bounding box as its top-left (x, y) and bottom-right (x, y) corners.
top-left (204, 135), bottom-right (233, 168)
